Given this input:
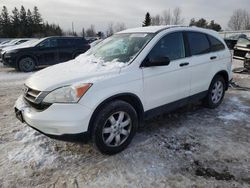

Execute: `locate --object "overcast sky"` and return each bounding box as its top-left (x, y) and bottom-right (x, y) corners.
top-left (1, 0), bottom-right (250, 32)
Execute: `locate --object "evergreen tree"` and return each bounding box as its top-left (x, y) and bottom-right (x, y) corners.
top-left (11, 7), bottom-right (20, 37)
top-left (32, 6), bottom-right (43, 35)
top-left (208, 20), bottom-right (222, 31)
top-left (189, 18), bottom-right (222, 31)
top-left (19, 6), bottom-right (27, 36)
top-left (1, 6), bottom-right (11, 37)
top-left (26, 9), bottom-right (33, 37)
top-left (142, 12), bottom-right (151, 27)
top-left (0, 5), bottom-right (63, 37)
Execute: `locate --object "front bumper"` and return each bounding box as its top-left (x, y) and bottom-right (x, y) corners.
top-left (14, 95), bottom-right (92, 137)
top-left (1, 53), bottom-right (17, 67)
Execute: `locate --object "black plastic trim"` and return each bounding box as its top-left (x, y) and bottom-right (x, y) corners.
top-left (144, 91), bottom-right (208, 119)
top-left (27, 123), bottom-right (90, 143)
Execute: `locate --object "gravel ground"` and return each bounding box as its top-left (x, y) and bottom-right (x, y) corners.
top-left (0, 60), bottom-right (250, 188)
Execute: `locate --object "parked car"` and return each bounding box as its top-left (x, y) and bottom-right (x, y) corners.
top-left (0, 39), bottom-right (39, 62)
top-left (1, 36), bottom-right (90, 72)
top-left (0, 40), bottom-right (11, 45)
top-left (14, 26), bottom-right (232, 154)
top-left (0, 38), bottom-right (30, 52)
top-left (233, 37), bottom-right (250, 60)
top-left (224, 34), bottom-right (247, 50)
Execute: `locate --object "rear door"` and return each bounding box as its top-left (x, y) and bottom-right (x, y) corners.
top-left (185, 31), bottom-right (214, 95)
top-left (57, 38), bottom-right (75, 63)
top-left (142, 32), bottom-right (191, 111)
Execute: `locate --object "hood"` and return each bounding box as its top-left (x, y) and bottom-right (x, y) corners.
top-left (25, 54), bottom-right (127, 91)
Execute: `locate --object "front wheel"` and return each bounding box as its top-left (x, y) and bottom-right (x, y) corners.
top-left (92, 100), bottom-right (138, 155)
top-left (203, 75), bottom-right (226, 109)
top-left (18, 57), bottom-right (35, 72)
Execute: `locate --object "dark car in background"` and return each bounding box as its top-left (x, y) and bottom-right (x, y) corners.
top-left (233, 37), bottom-right (250, 60)
top-left (224, 34), bottom-right (247, 50)
top-left (1, 36), bottom-right (90, 72)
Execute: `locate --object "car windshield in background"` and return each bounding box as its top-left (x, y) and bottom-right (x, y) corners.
top-left (86, 33), bottom-right (154, 63)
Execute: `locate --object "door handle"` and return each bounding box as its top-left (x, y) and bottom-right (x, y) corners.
top-left (179, 62), bottom-right (189, 67)
top-left (210, 56), bottom-right (217, 60)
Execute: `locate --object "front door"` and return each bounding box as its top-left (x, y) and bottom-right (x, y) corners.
top-left (36, 38), bottom-right (59, 65)
top-left (142, 32), bottom-right (191, 111)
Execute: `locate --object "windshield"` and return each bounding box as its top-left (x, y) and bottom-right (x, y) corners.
top-left (86, 33), bottom-right (154, 63)
top-left (31, 38), bottom-right (47, 47)
top-left (237, 38), bottom-right (250, 47)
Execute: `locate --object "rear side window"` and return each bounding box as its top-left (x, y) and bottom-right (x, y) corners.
top-left (207, 35), bottom-right (225, 52)
top-left (74, 39), bottom-right (87, 46)
top-left (149, 32), bottom-right (185, 61)
top-left (58, 39), bottom-right (73, 47)
top-left (187, 32), bottom-right (210, 55)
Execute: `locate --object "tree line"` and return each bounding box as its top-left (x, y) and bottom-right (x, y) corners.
top-left (1, 5), bottom-right (249, 39)
top-left (0, 6), bottom-right (62, 38)
top-left (142, 7), bottom-right (250, 32)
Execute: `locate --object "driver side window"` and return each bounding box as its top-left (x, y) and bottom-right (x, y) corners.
top-left (148, 32), bottom-right (185, 61)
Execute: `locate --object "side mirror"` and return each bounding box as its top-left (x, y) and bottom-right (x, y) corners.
top-left (143, 56), bottom-right (170, 67)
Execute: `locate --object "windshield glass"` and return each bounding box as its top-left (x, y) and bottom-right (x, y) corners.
top-left (86, 33), bottom-right (154, 63)
top-left (31, 38), bottom-right (47, 47)
top-left (237, 38), bottom-right (250, 46)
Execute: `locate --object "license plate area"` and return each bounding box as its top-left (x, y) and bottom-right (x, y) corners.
top-left (15, 108), bottom-right (24, 123)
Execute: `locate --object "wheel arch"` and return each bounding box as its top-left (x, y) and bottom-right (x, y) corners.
top-left (214, 70), bottom-right (229, 90)
top-left (17, 54), bottom-right (38, 67)
top-left (87, 93), bottom-right (144, 136)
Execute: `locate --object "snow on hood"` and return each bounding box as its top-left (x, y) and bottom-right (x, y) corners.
top-left (25, 54), bottom-right (127, 91)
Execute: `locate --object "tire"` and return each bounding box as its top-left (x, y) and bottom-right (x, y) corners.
top-left (203, 75), bottom-right (226, 109)
top-left (18, 57), bottom-right (35, 72)
top-left (92, 100), bottom-right (138, 155)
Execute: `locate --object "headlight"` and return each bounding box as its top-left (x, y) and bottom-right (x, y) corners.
top-left (43, 83), bottom-right (92, 103)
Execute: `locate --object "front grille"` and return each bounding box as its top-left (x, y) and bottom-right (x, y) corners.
top-left (23, 86), bottom-right (51, 110)
top-left (233, 49), bottom-right (248, 59)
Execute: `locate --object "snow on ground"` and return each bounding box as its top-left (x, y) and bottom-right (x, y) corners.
top-left (0, 61), bottom-right (250, 187)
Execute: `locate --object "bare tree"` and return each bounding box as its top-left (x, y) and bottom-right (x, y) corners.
top-left (81, 27), bottom-right (85, 37)
top-left (114, 22), bottom-right (126, 32)
top-left (86, 24), bottom-right (96, 37)
top-left (162, 9), bottom-right (171, 25)
top-left (151, 14), bottom-right (162, 25)
top-left (228, 9), bottom-right (250, 30)
top-left (106, 22), bottom-right (114, 37)
top-left (154, 7), bottom-right (184, 26)
top-left (172, 7), bottom-right (184, 25)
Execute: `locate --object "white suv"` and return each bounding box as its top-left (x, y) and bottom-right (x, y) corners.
top-left (15, 26), bottom-right (232, 154)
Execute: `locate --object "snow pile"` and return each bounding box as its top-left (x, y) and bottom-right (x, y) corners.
top-left (218, 111), bottom-right (248, 121)
top-left (8, 127), bottom-right (57, 167)
top-left (75, 54), bottom-right (127, 69)
top-left (40, 53), bottom-right (127, 76)
top-left (0, 71), bottom-right (32, 81)
top-left (218, 95), bottom-right (250, 123)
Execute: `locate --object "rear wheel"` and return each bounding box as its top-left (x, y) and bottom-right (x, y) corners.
top-left (18, 57), bottom-right (35, 72)
top-left (203, 75), bottom-right (226, 109)
top-left (92, 100), bottom-right (138, 155)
